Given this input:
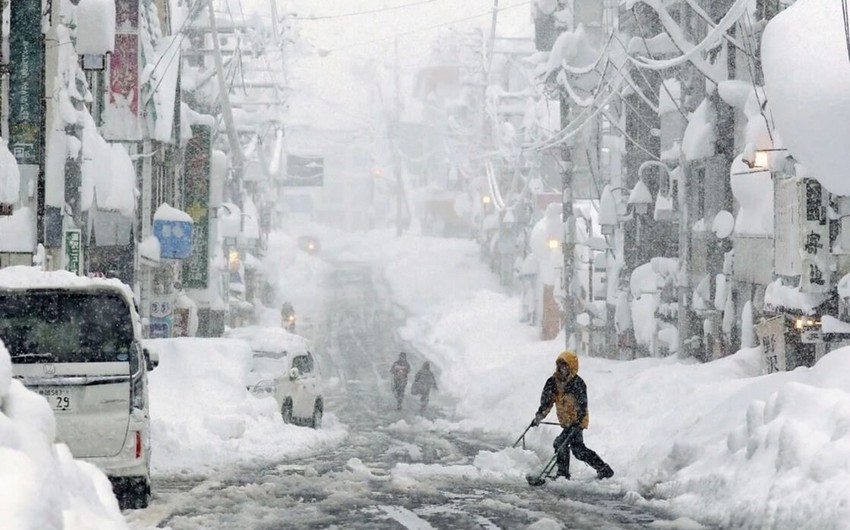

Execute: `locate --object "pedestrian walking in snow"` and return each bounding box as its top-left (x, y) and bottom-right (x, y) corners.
top-left (531, 350), bottom-right (614, 480)
top-left (411, 361), bottom-right (437, 412)
top-left (390, 352), bottom-right (411, 410)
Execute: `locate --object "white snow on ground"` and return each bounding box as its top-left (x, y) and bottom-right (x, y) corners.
top-left (0, 340), bottom-right (128, 530)
top-left (304, 223), bottom-right (850, 530)
top-left (144, 337), bottom-right (345, 475)
top-left (6, 223), bottom-right (850, 529)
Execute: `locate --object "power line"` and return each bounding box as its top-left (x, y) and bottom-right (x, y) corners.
top-left (296, 0), bottom-right (439, 21)
top-left (321, 1), bottom-right (531, 53)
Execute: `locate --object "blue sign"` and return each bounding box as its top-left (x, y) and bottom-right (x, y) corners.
top-left (153, 219), bottom-right (194, 259)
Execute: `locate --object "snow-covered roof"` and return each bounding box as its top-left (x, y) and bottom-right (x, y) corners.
top-left (763, 0), bottom-right (850, 195)
top-left (0, 266), bottom-right (132, 296)
top-left (764, 279), bottom-right (830, 315)
top-left (154, 203), bottom-right (192, 223)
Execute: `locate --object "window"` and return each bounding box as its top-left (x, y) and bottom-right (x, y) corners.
top-left (291, 353), bottom-right (314, 374)
top-left (0, 291), bottom-right (134, 363)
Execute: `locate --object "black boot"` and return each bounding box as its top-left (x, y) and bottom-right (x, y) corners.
top-left (596, 463), bottom-right (614, 479)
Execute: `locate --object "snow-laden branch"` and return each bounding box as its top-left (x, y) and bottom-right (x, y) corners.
top-left (628, 0), bottom-right (749, 82)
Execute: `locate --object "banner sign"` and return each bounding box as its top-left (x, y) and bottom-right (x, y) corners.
top-left (284, 155), bottom-right (324, 187)
top-left (8, 0), bottom-right (43, 165)
top-left (182, 124), bottom-right (211, 289)
top-left (102, 0), bottom-right (141, 140)
top-left (800, 178), bottom-right (831, 293)
top-left (756, 315), bottom-right (786, 374)
top-left (153, 218), bottom-right (193, 259)
top-left (64, 229), bottom-right (83, 276)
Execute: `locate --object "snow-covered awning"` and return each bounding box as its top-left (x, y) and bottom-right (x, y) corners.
top-left (0, 138), bottom-right (19, 205)
top-left (0, 207), bottom-right (35, 252)
top-left (143, 36), bottom-right (181, 143)
top-left (74, 0), bottom-right (116, 55)
top-left (764, 279), bottom-right (830, 315)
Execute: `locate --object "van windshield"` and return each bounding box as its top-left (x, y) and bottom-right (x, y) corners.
top-left (0, 291), bottom-right (134, 363)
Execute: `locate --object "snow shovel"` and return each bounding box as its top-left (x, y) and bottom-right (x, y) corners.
top-left (513, 421), bottom-right (562, 449)
top-left (526, 427), bottom-right (577, 487)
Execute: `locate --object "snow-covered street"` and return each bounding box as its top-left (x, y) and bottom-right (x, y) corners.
top-left (126, 252), bottom-right (685, 529)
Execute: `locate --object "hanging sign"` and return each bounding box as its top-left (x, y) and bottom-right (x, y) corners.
top-left (102, 0), bottom-right (141, 140)
top-left (181, 124), bottom-right (211, 288)
top-left (8, 0), bottom-right (43, 165)
top-left (63, 229), bottom-right (83, 276)
top-left (800, 179), bottom-right (831, 293)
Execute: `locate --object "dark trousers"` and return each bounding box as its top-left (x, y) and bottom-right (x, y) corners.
top-left (554, 427), bottom-right (608, 477)
top-left (392, 380), bottom-right (407, 408)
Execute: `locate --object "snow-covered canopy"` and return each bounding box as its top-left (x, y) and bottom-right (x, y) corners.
top-left (762, 0), bottom-right (850, 195)
top-left (154, 203), bottom-right (192, 223)
top-left (73, 0), bottom-right (115, 55)
top-left (0, 138), bottom-right (19, 204)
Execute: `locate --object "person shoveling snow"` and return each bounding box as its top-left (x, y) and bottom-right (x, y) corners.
top-left (528, 350), bottom-right (613, 484)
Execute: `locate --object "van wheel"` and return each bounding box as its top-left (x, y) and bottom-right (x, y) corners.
top-left (281, 398), bottom-right (293, 424)
top-left (115, 477), bottom-right (151, 510)
top-left (309, 399), bottom-right (323, 429)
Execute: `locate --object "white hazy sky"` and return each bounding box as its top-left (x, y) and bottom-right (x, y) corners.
top-left (233, 0), bottom-right (536, 129)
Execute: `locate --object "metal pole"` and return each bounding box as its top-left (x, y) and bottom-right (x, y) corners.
top-left (393, 36), bottom-right (404, 235)
top-left (206, 0), bottom-right (244, 188)
top-left (560, 93), bottom-right (575, 349)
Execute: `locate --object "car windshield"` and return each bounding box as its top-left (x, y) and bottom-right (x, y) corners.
top-left (0, 290), bottom-right (134, 363)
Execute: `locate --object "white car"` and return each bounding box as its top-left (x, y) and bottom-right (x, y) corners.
top-left (226, 326), bottom-right (323, 428)
top-left (0, 267), bottom-right (157, 509)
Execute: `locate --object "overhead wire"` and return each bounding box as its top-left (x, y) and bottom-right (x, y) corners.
top-left (297, 0), bottom-right (439, 21)
top-left (320, 1), bottom-right (532, 54)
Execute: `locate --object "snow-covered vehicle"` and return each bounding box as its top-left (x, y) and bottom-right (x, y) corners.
top-left (225, 326), bottom-right (323, 428)
top-left (0, 267), bottom-right (158, 509)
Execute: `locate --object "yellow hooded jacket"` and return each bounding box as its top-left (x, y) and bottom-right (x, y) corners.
top-left (535, 351), bottom-right (590, 429)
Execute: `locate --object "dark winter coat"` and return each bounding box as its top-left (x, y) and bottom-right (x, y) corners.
top-left (535, 350), bottom-right (590, 429)
top-left (412, 365), bottom-right (437, 396)
top-left (391, 359), bottom-right (410, 385)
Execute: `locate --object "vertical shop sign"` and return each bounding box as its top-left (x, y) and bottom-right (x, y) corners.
top-left (149, 296), bottom-right (173, 338)
top-left (102, 0), bottom-right (141, 140)
top-left (755, 316), bottom-right (786, 374)
top-left (182, 124), bottom-right (211, 289)
top-left (800, 178), bottom-right (831, 293)
top-left (8, 0), bottom-right (43, 165)
top-left (64, 229), bottom-right (82, 276)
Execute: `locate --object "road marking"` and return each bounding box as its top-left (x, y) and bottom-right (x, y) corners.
top-left (379, 505), bottom-right (436, 529)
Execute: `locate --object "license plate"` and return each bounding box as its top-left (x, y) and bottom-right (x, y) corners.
top-left (36, 388), bottom-right (74, 411)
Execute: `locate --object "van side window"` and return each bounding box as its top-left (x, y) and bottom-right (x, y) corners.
top-left (292, 353), bottom-right (313, 374)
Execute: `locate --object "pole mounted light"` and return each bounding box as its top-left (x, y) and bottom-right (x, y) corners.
top-left (482, 194), bottom-right (492, 205)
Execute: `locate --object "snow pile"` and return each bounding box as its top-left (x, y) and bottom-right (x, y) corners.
top-left (321, 228), bottom-right (850, 529)
top-left (762, 0), bottom-right (850, 195)
top-left (0, 340), bottom-right (128, 529)
top-left (74, 0), bottom-right (115, 55)
top-left (0, 207), bottom-right (35, 252)
top-left (145, 337), bottom-right (344, 474)
top-left (0, 137), bottom-right (20, 204)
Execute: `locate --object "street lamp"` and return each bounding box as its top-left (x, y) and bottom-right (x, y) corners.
top-left (628, 179), bottom-right (653, 216)
top-left (482, 194), bottom-right (492, 206)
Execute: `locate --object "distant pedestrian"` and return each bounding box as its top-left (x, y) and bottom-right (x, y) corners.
top-left (531, 350), bottom-right (613, 480)
top-left (390, 352), bottom-right (411, 410)
top-left (411, 361), bottom-right (437, 412)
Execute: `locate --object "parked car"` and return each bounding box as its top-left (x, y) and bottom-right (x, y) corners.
top-left (0, 267), bottom-right (158, 509)
top-left (225, 326), bottom-right (323, 428)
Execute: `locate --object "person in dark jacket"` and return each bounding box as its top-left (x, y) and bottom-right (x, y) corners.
top-left (411, 361), bottom-right (437, 412)
top-left (532, 350), bottom-right (613, 480)
top-left (390, 352), bottom-right (411, 410)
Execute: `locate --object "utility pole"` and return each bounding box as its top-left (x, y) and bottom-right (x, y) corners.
top-left (393, 36), bottom-right (405, 235)
top-left (206, 0), bottom-right (244, 191)
top-left (560, 93), bottom-right (575, 349)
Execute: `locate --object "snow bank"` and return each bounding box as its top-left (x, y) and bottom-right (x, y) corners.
top-left (0, 340), bottom-right (128, 530)
top-left (145, 337), bottom-right (344, 474)
top-left (325, 227), bottom-right (850, 529)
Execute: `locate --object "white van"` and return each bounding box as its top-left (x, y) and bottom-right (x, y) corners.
top-left (0, 267), bottom-right (157, 509)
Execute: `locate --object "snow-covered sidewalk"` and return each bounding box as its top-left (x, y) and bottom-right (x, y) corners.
top-left (318, 226), bottom-right (850, 530)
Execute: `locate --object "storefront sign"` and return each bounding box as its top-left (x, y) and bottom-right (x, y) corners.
top-left (153, 218), bottom-right (193, 259)
top-left (64, 229), bottom-right (83, 276)
top-left (800, 179), bottom-right (831, 293)
top-left (9, 0), bottom-right (43, 165)
top-left (755, 315), bottom-right (786, 374)
top-left (149, 296), bottom-right (173, 338)
top-left (182, 124), bottom-right (211, 288)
